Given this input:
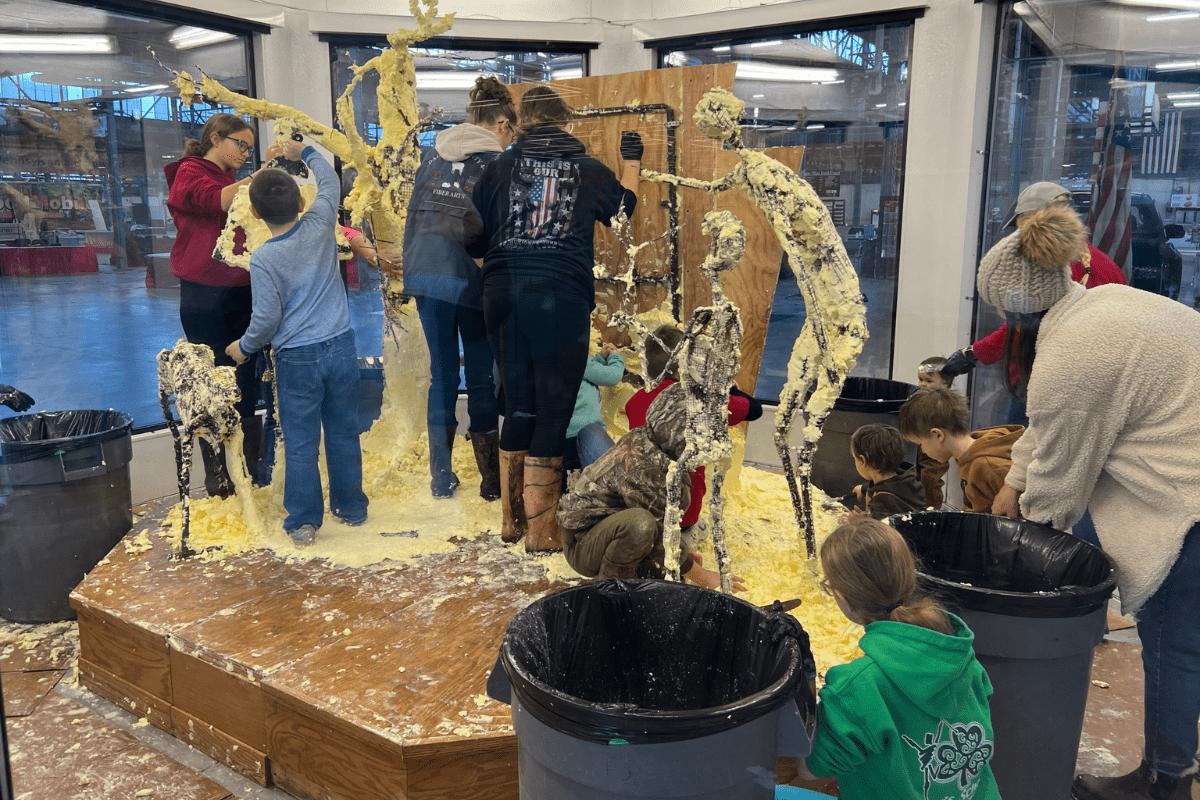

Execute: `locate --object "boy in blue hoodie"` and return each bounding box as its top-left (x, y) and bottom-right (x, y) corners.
top-left (227, 137), bottom-right (368, 547)
top-left (799, 518), bottom-right (1000, 800)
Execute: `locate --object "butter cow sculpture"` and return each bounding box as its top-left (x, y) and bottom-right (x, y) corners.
top-left (642, 87), bottom-right (868, 558)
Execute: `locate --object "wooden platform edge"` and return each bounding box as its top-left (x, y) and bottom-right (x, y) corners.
top-left (172, 705), bottom-right (271, 786)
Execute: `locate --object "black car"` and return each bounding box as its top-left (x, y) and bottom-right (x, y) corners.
top-left (1071, 191), bottom-right (1184, 298)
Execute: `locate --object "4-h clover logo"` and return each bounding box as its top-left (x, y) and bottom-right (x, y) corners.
top-left (902, 719), bottom-right (994, 800)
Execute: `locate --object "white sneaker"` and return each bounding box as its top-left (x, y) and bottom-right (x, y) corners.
top-left (287, 524), bottom-right (318, 547)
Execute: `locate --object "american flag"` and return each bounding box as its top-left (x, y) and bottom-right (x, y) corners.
top-left (526, 175), bottom-right (559, 238)
top-left (1142, 111), bottom-right (1183, 175)
top-left (1087, 100), bottom-right (1133, 274)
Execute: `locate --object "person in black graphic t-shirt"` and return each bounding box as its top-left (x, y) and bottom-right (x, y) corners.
top-left (469, 85), bottom-right (640, 554)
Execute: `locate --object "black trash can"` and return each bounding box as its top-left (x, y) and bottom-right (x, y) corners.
top-left (890, 511), bottom-right (1117, 800)
top-left (0, 410), bottom-right (134, 622)
top-left (487, 580), bottom-right (815, 800)
top-left (810, 377), bottom-right (918, 500)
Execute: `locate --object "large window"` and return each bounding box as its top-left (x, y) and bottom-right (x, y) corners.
top-left (0, 0), bottom-right (258, 429)
top-left (327, 40), bottom-right (588, 359)
top-left (658, 16), bottom-right (917, 401)
top-left (974, 0), bottom-right (1200, 425)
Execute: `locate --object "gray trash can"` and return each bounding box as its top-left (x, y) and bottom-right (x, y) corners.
top-left (0, 410), bottom-right (134, 622)
top-left (890, 511), bottom-right (1117, 800)
top-left (487, 580), bottom-right (816, 800)
top-left (810, 377), bottom-right (918, 500)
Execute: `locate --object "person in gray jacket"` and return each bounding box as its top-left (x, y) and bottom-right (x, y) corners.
top-left (402, 77), bottom-right (516, 501)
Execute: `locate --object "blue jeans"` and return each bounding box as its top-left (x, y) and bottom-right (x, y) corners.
top-left (1137, 521), bottom-right (1200, 775)
top-left (275, 330), bottom-right (368, 530)
top-left (414, 295), bottom-right (499, 433)
top-left (564, 422), bottom-right (614, 473)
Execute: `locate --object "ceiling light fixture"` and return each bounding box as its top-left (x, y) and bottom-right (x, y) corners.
top-left (0, 34), bottom-right (115, 54)
top-left (550, 67), bottom-right (582, 81)
top-left (712, 45), bottom-right (731, 52)
top-left (1147, 9), bottom-right (1200, 19)
top-left (1167, 91), bottom-right (1200, 99)
top-left (1157, 59), bottom-right (1200, 70)
top-left (416, 71), bottom-right (499, 90)
top-left (750, 40), bottom-right (784, 48)
top-left (169, 26), bottom-right (237, 50)
top-left (735, 62), bottom-right (840, 83)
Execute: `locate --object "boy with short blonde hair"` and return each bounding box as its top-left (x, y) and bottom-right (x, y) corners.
top-left (898, 386), bottom-right (1023, 514)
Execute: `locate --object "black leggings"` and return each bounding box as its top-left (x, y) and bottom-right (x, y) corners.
top-left (484, 275), bottom-right (590, 458)
top-left (178, 279), bottom-right (260, 419)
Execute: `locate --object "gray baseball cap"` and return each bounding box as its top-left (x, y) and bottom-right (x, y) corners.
top-left (1003, 181), bottom-right (1072, 227)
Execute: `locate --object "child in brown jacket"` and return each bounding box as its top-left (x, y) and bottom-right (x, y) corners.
top-left (898, 386), bottom-right (1024, 513)
top-left (844, 424), bottom-right (928, 520)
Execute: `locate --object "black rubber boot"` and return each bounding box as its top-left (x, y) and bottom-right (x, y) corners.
top-left (198, 438), bottom-right (234, 498)
top-left (469, 429), bottom-right (501, 501)
top-left (428, 425), bottom-right (459, 498)
top-left (241, 414), bottom-right (263, 486)
top-left (1073, 761), bottom-right (1196, 800)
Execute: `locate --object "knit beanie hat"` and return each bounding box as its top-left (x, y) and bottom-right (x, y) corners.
top-left (977, 204), bottom-right (1087, 314)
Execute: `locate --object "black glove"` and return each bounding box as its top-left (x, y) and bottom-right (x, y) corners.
top-left (619, 130), bottom-right (643, 161)
top-left (0, 384), bottom-right (34, 412)
top-left (940, 347), bottom-right (979, 378)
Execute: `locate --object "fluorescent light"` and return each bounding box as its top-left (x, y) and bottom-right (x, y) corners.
top-left (1157, 59), bottom-right (1200, 70)
top-left (712, 45), bottom-right (731, 52)
top-left (752, 93), bottom-right (765, 98)
top-left (1122, 0), bottom-right (1200, 8)
top-left (0, 34), bottom-right (115, 54)
top-left (735, 62), bottom-right (840, 83)
top-left (750, 40), bottom-right (784, 48)
top-left (126, 84), bottom-right (169, 94)
top-left (169, 26), bottom-right (236, 50)
top-left (821, 80), bottom-right (844, 85)
top-left (1171, 100), bottom-right (1200, 106)
top-left (805, 124), bottom-right (825, 130)
top-left (415, 71), bottom-right (499, 90)
top-left (875, 103), bottom-right (888, 108)
top-left (550, 67), bottom-right (583, 81)
top-left (1167, 91), bottom-right (1200, 99)
top-left (1147, 9), bottom-right (1200, 18)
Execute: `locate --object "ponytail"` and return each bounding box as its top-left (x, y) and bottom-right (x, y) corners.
top-left (820, 517), bottom-right (953, 635)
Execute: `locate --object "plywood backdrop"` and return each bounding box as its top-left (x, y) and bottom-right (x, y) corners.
top-left (509, 65), bottom-right (804, 395)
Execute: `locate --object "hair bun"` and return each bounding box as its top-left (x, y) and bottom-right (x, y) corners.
top-left (1019, 204), bottom-right (1086, 269)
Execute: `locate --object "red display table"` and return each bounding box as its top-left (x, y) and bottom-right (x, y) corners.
top-left (0, 246), bottom-right (99, 276)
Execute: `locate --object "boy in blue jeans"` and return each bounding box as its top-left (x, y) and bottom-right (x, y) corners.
top-left (226, 137), bottom-right (368, 546)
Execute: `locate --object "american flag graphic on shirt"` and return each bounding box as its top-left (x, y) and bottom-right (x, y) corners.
top-left (502, 156), bottom-right (580, 248)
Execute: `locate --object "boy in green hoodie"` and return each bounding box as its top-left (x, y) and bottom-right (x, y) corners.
top-left (799, 518), bottom-right (1001, 800)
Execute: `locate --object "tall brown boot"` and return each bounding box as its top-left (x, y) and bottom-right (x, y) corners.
top-left (469, 430), bottom-right (501, 501)
top-left (499, 449), bottom-right (527, 543)
top-left (523, 456), bottom-right (563, 553)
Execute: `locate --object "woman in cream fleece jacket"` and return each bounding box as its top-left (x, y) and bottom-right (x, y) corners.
top-left (980, 204), bottom-right (1200, 800)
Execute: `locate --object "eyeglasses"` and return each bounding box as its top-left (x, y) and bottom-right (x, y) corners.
top-left (221, 135), bottom-right (254, 156)
top-left (819, 578), bottom-right (832, 596)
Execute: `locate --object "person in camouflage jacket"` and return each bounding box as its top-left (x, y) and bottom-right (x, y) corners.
top-left (559, 382), bottom-right (727, 584)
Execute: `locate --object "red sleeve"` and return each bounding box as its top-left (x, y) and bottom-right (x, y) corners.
top-left (624, 382), bottom-right (672, 430)
top-left (1076, 245), bottom-right (1127, 287)
top-left (726, 395), bottom-right (751, 426)
top-left (971, 324), bottom-right (1007, 366)
top-left (168, 160), bottom-right (226, 220)
top-left (682, 466), bottom-right (706, 528)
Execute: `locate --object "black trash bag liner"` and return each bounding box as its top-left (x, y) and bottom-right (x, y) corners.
top-left (497, 579), bottom-right (814, 745)
top-left (889, 511), bottom-right (1116, 618)
top-left (0, 410), bottom-right (133, 466)
top-left (828, 376), bottom-right (918, 412)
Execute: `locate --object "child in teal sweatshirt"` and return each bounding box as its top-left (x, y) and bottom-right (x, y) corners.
top-left (799, 518), bottom-right (1001, 800)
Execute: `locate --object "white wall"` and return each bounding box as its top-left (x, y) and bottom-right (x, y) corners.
top-left (128, 0), bottom-right (997, 499)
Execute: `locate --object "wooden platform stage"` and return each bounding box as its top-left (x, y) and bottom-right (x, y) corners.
top-left (69, 523), bottom-right (575, 800)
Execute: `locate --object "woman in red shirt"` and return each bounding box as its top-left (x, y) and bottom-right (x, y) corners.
top-left (165, 113), bottom-right (278, 495)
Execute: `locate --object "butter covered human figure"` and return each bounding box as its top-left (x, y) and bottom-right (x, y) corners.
top-left (226, 137), bottom-right (368, 547)
top-left (557, 382), bottom-right (744, 591)
top-left (642, 88), bottom-right (867, 559)
top-left (799, 518), bottom-right (1001, 800)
